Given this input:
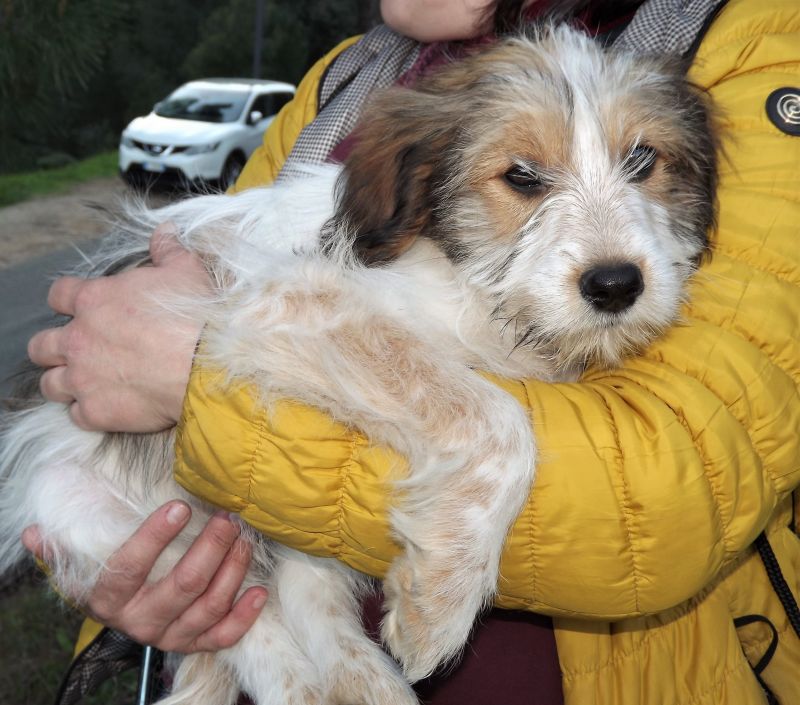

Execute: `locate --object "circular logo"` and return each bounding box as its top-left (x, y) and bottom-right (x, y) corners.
top-left (766, 87), bottom-right (800, 136)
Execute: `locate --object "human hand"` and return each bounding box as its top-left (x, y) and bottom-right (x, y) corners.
top-left (22, 501), bottom-right (267, 653)
top-left (27, 224), bottom-right (211, 432)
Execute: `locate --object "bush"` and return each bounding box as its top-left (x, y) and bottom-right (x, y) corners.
top-left (35, 152), bottom-right (78, 170)
top-left (0, 152), bottom-right (118, 208)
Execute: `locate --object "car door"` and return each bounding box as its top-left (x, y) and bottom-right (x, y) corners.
top-left (241, 91), bottom-right (295, 156)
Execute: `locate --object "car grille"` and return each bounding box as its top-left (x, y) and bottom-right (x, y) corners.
top-left (132, 141), bottom-right (188, 156)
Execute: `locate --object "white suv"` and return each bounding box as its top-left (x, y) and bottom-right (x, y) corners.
top-left (119, 78), bottom-right (295, 190)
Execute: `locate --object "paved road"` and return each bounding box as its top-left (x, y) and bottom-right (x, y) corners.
top-left (0, 183), bottom-right (175, 399)
top-left (0, 241), bottom-right (100, 397)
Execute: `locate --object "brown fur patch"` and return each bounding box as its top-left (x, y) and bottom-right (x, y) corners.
top-left (327, 317), bottom-right (494, 453)
top-left (453, 475), bottom-right (495, 511)
top-left (277, 287), bottom-right (343, 320)
top-left (465, 107), bottom-right (573, 240)
top-left (300, 686), bottom-right (322, 705)
top-left (334, 94), bottom-right (457, 264)
top-left (326, 602), bottom-right (344, 618)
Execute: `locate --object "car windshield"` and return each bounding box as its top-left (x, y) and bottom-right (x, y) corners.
top-left (155, 86), bottom-right (249, 123)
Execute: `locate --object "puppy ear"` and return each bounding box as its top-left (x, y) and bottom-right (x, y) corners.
top-left (332, 88), bottom-right (452, 264)
top-left (664, 75), bottom-right (720, 265)
top-left (682, 81), bottom-right (719, 259)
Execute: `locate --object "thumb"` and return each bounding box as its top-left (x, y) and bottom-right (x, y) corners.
top-left (21, 525), bottom-right (47, 561)
top-left (149, 222), bottom-right (184, 265)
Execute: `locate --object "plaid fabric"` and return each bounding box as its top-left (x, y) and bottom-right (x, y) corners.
top-left (613, 0), bottom-right (725, 56)
top-left (55, 628), bottom-right (142, 705)
top-left (277, 24), bottom-right (420, 181)
top-left (278, 0), bottom-right (724, 180)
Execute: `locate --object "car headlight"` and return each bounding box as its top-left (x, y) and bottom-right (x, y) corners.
top-left (120, 135), bottom-right (136, 148)
top-left (184, 141), bottom-right (220, 155)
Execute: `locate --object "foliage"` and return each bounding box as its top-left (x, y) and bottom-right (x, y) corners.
top-left (179, 0), bottom-right (369, 87)
top-left (0, 151), bottom-right (118, 207)
top-left (0, 0), bottom-right (379, 175)
top-left (0, 0), bottom-right (123, 172)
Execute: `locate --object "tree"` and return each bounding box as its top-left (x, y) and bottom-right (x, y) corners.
top-left (0, 0), bottom-right (124, 171)
top-left (182, 0), bottom-right (376, 86)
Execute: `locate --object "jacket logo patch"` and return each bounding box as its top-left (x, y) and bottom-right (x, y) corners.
top-left (766, 87), bottom-right (800, 136)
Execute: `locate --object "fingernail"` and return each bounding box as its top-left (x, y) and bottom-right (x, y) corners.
top-left (252, 591), bottom-right (268, 610)
top-left (215, 510), bottom-right (242, 535)
top-left (166, 502), bottom-right (190, 525)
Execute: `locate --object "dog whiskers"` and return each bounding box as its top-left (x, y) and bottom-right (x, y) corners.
top-left (509, 321), bottom-right (552, 357)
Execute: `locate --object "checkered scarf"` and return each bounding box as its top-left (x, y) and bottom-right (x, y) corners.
top-left (277, 0), bottom-right (724, 181)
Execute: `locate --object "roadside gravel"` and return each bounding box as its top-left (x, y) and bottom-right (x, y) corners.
top-left (0, 177), bottom-right (174, 269)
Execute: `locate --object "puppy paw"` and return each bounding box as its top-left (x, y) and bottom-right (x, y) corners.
top-left (328, 635), bottom-right (419, 705)
top-left (380, 554), bottom-right (485, 681)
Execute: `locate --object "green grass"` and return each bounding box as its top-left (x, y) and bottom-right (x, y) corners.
top-left (0, 152), bottom-right (119, 208)
top-left (0, 574), bottom-right (138, 705)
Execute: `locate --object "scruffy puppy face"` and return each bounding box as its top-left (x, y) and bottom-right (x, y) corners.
top-left (336, 26), bottom-right (717, 369)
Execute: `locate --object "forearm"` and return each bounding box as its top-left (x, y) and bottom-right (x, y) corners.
top-left (174, 344), bottom-right (799, 618)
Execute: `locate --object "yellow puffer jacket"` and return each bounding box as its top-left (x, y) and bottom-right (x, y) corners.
top-left (174, 0), bottom-right (800, 702)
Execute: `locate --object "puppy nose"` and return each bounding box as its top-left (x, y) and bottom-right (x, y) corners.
top-left (579, 264), bottom-right (644, 313)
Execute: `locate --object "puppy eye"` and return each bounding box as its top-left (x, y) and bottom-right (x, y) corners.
top-left (624, 144), bottom-right (658, 182)
top-left (503, 166), bottom-right (544, 194)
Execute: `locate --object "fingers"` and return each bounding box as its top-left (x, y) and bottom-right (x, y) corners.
top-left (173, 537), bottom-right (253, 633)
top-left (28, 278), bottom-right (93, 392)
top-left (88, 507), bottom-right (248, 649)
top-left (38, 366), bottom-right (74, 404)
top-left (188, 587), bottom-right (268, 653)
top-left (25, 506), bottom-right (265, 655)
top-left (27, 328), bottom-right (68, 369)
top-left (46, 276), bottom-right (86, 316)
top-left (67, 402), bottom-right (90, 431)
top-left (164, 536), bottom-right (267, 651)
top-left (90, 502), bottom-right (192, 616)
top-left (146, 512), bottom-right (242, 625)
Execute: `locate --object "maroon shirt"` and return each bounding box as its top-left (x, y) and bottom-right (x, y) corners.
top-left (362, 592), bottom-right (564, 705)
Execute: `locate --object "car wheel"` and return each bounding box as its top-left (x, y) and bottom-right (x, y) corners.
top-left (220, 153), bottom-right (245, 191)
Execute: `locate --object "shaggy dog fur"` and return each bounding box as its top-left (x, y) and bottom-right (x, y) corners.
top-left (0, 25), bottom-right (716, 705)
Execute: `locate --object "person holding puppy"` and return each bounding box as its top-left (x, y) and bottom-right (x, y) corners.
top-left (24, 0), bottom-right (800, 703)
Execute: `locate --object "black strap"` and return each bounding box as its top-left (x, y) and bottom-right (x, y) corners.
top-left (755, 532), bottom-right (800, 640)
top-left (733, 531), bottom-right (800, 705)
top-left (732, 614), bottom-right (780, 705)
top-left (732, 614), bottom-right (779, 676)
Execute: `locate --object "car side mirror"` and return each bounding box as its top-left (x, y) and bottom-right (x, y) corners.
top-left (248, 110), bottom-right (264, 125)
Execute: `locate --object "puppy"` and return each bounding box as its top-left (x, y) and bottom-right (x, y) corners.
top-left (0, 25), bottom-right (717, 705)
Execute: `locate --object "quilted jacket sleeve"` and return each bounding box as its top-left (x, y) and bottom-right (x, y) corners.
top-left (174, 0), bottom-right (800, 620)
